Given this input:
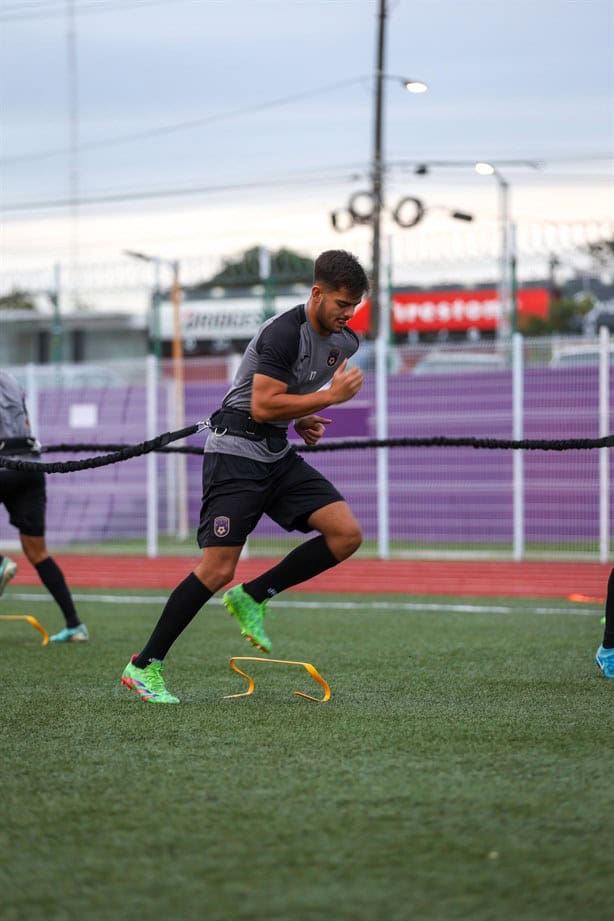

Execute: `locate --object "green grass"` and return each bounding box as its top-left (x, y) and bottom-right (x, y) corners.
top-left (1, 590), bottom-right (611, 921)
top-left (49, 534), bottom-right (606, 560)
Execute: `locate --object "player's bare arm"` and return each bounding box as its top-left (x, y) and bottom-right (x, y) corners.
top-left (251, 360), bottom-right (363, 422)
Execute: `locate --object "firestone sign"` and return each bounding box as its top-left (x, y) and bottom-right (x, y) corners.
top-left (349, 287), bottom-right (549, 334)
top-left (392, 292), bottom-right (500, 331)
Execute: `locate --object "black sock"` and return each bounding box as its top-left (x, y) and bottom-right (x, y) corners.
top-left (35, 557), bottom-right (80, 628)
top-left (602, 568), bottom-right (614, 647)
top-left (244, 535), bottom-right (339, 603)
top-left (133, 572), bottom-right (213, 668)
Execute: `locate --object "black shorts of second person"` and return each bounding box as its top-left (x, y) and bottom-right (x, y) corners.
top-left (197, 450), bottom-right (344, 547)
top-left (0, 469), bottom-right (46, 536)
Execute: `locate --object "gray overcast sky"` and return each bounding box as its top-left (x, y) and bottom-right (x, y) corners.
top-left (0, 0), bottom-right (613, 281)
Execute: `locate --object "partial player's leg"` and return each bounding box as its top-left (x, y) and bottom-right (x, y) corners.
top-left (0, 477), bottom-right (18, 594)
top-left (20, 534), bottom-right (88, 643)
top-left (596, 568), bottom-right (614, 677)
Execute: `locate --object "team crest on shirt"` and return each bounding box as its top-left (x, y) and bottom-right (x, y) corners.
top-left (214, 516), bottom-right (230, 538)
top-left (327, 348), bottom-right (341, 367)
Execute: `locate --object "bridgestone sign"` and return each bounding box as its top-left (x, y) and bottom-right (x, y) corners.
top-left (159, 299), bottom-right (266, 341)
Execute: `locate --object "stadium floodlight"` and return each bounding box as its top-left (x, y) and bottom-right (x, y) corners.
top-left (475, 161), bottom-right (496, 176)
top-left (403, 79), bottom-right (428, 94)
top-left (369, 65), bottom-right (429, 340)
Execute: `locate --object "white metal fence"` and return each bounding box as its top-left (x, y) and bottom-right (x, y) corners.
top-left (1, 333), bottom-right (612, 561)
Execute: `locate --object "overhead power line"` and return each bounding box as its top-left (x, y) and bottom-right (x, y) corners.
top-left (0, 0), bottom-right (195, 24)
top-left (1, 157), bottom-right (611, 214)
top-left (0, 76), bottom-right (368, 166)
top-left (0, 170), bottom-right (363, 213)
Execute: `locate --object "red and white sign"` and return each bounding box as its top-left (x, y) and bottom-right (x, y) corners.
top-left (349, 287), bottom-right (549, 334)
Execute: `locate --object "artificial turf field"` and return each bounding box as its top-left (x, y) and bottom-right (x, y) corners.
top-left (1, 588), bottom-right (612, 921)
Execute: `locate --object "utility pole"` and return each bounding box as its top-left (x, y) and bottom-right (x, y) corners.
top-left (51, 263), bottom-right (64, 365)
top-left (369, 0), bottom-right (387, 341)
top-left (66, 0), bottom-right (80, 310)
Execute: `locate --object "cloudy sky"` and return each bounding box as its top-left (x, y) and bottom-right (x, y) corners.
top-left (0, 0), bottom-right (613, 291)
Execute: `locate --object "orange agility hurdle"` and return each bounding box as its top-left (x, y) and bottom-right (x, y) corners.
top-left (224, 656), bottom-right (331, 703)
top-left (0, 614), bottom-right (49, 645)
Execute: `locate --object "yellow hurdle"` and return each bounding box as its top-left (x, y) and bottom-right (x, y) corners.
top-left (0, 614), bottom-right (49, 645)
top-left (224, 656), bottom-right (331, 703)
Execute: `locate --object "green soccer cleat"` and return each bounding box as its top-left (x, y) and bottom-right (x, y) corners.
top-left (121, 657), bottom-right (180, 704)
top-left (223, 584), bottom-right (271, 654)
top-left (595, 645), bottom-right (614, 679)
top-left (0, 556), bottom-right (17, 596)
top-left (49, 623), bottom-right (89, 643)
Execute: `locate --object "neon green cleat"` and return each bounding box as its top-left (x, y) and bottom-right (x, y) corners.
top-left (0, 557), bottom-right (17, 596)
top-left (223, 584), bottom-right (271, 654)
top-left (121, 657), bottom-right (180, 704)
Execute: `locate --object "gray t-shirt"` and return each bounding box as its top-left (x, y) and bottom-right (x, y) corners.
top-left (0, 370), bottom-right (30, 440)
top-left (206, 303), bottom-right (359, 461)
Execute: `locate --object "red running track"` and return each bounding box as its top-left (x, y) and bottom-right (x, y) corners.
top-left (7, 554), bottom-right (612, 600)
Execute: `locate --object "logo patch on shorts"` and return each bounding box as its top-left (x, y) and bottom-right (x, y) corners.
top-left (327, 348), bottom-right (341, 367)
top-left (214, 516), bottom-right (230, 538)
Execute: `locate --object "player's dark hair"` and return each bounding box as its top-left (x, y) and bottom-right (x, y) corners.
top-left (313, 250), bottom-right (369, 297)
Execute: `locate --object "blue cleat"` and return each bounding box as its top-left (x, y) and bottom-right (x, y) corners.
top-left (50, 624), bottom-right (89, 643)
top-left (595, 645), bottom-right (614, 678)
top-left (0, 556), bottom-right (17, 596)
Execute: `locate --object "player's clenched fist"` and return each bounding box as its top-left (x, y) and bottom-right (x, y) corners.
top-left (329, 358), bottom-right (363, 405)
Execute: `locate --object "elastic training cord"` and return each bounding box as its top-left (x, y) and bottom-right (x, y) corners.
top-left (0, 422), bottom-right (206, 474)
top-left (299, 434), bottom-right (614, 453)
top-left (2, 427), bottom-right (614, 475)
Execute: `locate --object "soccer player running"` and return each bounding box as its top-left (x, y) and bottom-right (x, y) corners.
top-left (122, 249), bottom-right (368, 703)
top-left (0, 369), bottom-right (88, 642)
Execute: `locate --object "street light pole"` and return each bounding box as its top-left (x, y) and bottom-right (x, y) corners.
top-left (170, 259), bottom-right (189, 541)
top-left (151, 258), bottom-right (162, 361)
top-left (123, 249), bottom-right (189, 542)
top-left (369, 0), bottom-right (387, 342)
top-left (497, 172), bottom-right (511, 337)
top-left (124, 249), bottom-right (163, 357)
top-left (475, 162), bottom-right (511, 337)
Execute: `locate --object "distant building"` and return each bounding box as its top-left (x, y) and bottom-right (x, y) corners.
top-left (0, 309), bottom-right (148, 365)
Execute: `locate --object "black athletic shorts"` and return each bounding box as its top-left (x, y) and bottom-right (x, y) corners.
top-left (0, 468), bottom-right (46, 536)
top-left (197, 449), bottom-right (344, 547)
